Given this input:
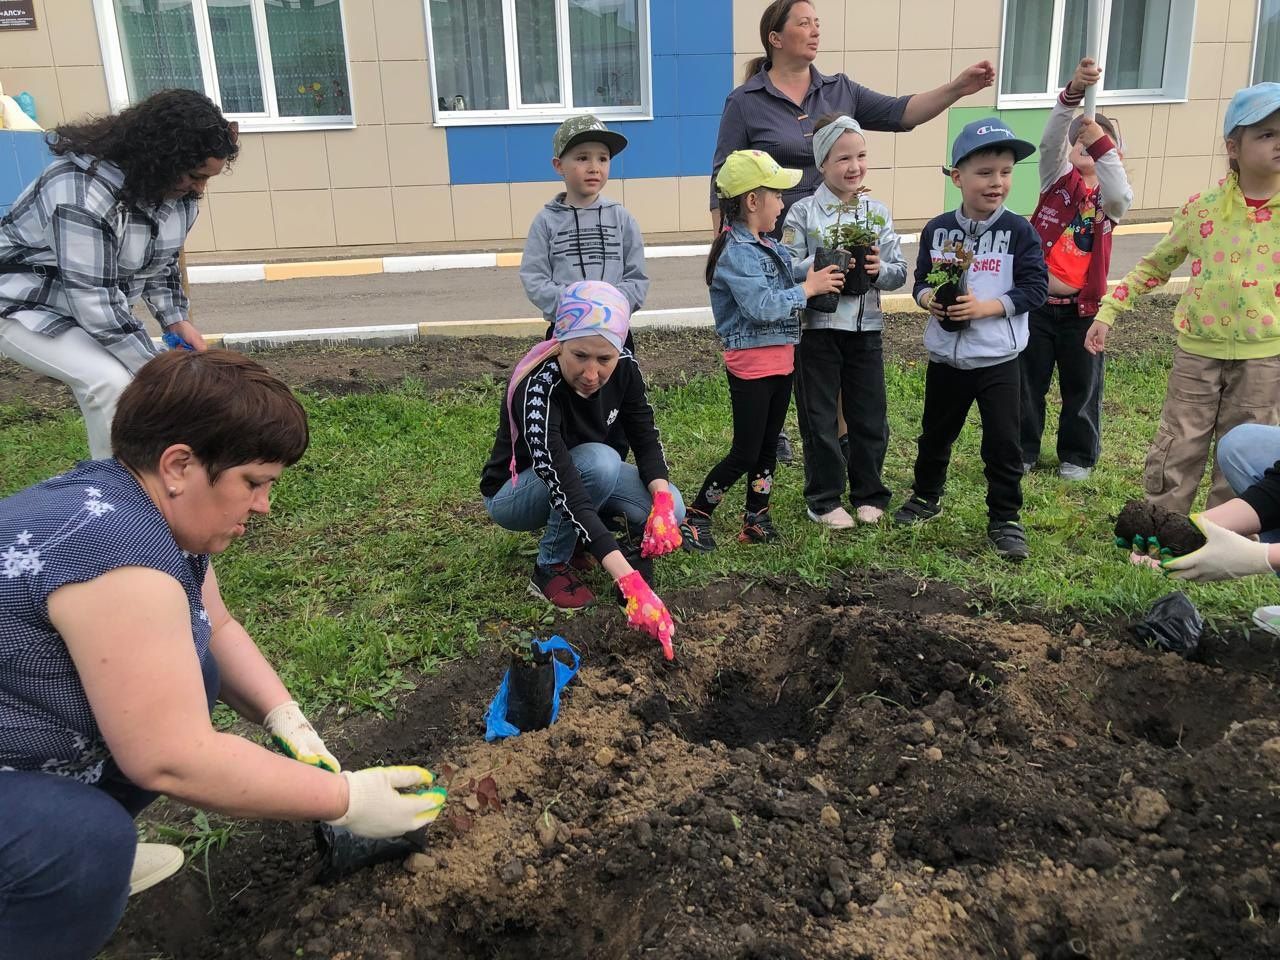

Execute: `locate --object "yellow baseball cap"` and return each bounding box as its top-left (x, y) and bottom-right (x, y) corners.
top-left (714, 150), bottom-right (802, 199)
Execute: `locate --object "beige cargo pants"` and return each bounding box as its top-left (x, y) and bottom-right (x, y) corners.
top-left (1144, 347), bottom-right (1280, 513)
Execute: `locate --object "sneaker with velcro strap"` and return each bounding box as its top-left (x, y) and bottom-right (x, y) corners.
top-left (987, 520), bottom-right (1029, 562)
top-left (892, 495), bottom-right (941, 526)
top-left (739, 507), bottom-right (779, 543)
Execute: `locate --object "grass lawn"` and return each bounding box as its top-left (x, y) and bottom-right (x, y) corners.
top-left (2, 346), bottom-right (1274, 716)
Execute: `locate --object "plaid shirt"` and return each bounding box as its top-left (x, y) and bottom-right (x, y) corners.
top-left (0, 152), bottom-right (197, 374)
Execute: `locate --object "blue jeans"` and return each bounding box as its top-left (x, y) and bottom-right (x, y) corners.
top-left (484, 443), bottom-right (685, 566)
top-left (0, 771), bottom-right (138, 959)
top-left (1217, 423), bottom-right (1280, 544)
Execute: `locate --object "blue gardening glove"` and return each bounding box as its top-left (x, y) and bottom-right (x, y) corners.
top-left (264, 700), bottom-right (340, 773)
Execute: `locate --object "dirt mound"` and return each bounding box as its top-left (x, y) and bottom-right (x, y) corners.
top-left (108, 572), bottom-right (1280, 960)
top-left (1114, 500), bottom-right (1207, 557)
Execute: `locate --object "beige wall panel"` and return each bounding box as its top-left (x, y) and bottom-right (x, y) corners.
top-left (1105, 104), bottom-right (1154, 159)
top-left (846, 50), bottom-right (898, 96)
top-left (818, 1), bottom-right (844, 54)
top-left (1158, 155), bottom-right (1212, 207)
top-left (1120, 158), bottom-right (1147, 212)
top-left (0, 6), bottom-right (52, 69)
top-left (1147, 103), bottom-right (1171, 157)
top-left (333, 187), bottom-right (396, 245)
top-left (1141, 157), bottom-right (1164, 209)
top-left (380, 60), bottom-right (432, 124)
top-left (373, 0), bottom-right (428, 62)
top-left (622, 177), bottom-right (681, 234)
top-left (732, 53), bottom-right (756, 86)
top-left (1220, 42), bottom-right (1253, 100)
top-left (56, 66), bottom-right (109, 122)
top-left (896, 50), bottom-right (952, 96)
top-left (342, 0), bottom-right (380, 62)
top-left (1164, 100), bottom-right (1221, 156)
top-left (846, 0), bottom-right (899, 51)
top-left (0, 67), bottom-right (62, 126)
top-left (211, 134), bottom-right (269, 194)
top-left (326, 125), bottom-right (391, 189)
top-left (509, 181), bottom-right (564, 240)
top-left (894, 115), bottom-right (948, 167)
top-left (208, 192), bottom-right (277, 251)
top-left (1187, 42), bottom-right (1226, 101)
top-left (272, 190), bottom-right (337, 248)
top-left (184, 208), bottom-right (216, 253)
top-left (349, 60), bottom-right (385, 125)
top-left (452, 184), bottom-right (513, 241)
top-left (1213, 100), bottom-right (1229, 155)
top-left (814, 50), bottom-right (844, 76)
top-left (679, 175), bottom-right (714, 233)
top-left (392, 185), bottom-right (455, 243)
top-left (862, 128), bottom-right (896, 169)
top-left (386, 124), bottom-right (450, 186)
top-left (1225, 0), bottom-right (1258, 43)
top-left (1193, 2), bottom-right (1228, 43)
top-left (264, 132), bottom-right (332, 190)
top-left (898, 0), bottom-right (953, 50)
top-left (951, 48), bottom-right (998, 107)
top-left (951, 0), bottom-right (1002, 48)
top-left (599, 179), bottom-right (624, 206)
top-left (734, 0), bottom-right (771, 54)
top-left (892, 165), bottom-right (945, 222)
top-left (45, 1), bottom-right (101, 66)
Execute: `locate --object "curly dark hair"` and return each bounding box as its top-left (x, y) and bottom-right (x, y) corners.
top-left (49, 89), bottom-right (238, 206)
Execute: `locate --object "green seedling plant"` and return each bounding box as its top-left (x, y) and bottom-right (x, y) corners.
top-left (925, 239), bottom-right (975, 290)
top-left (154, 811), bottom-right (237, 907)
top-left (818, 188), bottom-right (884, 251)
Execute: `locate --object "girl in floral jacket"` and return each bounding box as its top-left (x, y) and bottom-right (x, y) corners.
top-left (1089, 82), bottom-right (1280, 512)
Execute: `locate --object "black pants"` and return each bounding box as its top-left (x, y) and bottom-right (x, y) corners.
top-left (1019, 303), bottom-right (1104, 468)
top-left (912, 357), bottom-right (1023, 522)
top-left (694, 370), bottom-right (793, 514)
top-left (794, 328), bottom-right (891, 512)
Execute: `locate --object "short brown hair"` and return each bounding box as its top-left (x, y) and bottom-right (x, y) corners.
top-left (112, 349), bottom-right (308, 482)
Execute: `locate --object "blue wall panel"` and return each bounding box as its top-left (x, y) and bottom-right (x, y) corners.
top-left (0, 131), bottom-right (52, 209)
top-left (677, 54), bottom-right (733, 116)
top-left (675, 1), bottom-right (733, 55)
top-left (505, 123), bottom-right (561, 182)
top-left (445, 125), bottom-right (510, 185)
top-left (678, 115), bottom-right (721, 177)
top-left (648, 0), bottom-right (677, 56)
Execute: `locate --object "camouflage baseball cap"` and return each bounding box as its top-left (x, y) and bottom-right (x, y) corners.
top-left (552, 114), bottom-right (628, 158)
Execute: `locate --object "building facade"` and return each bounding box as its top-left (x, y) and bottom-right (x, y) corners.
top-left (0, 0), bottom-right (1276, 254)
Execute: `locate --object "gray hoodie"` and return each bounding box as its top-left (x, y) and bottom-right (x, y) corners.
top-left (519, 193), bottom-right (649, 324)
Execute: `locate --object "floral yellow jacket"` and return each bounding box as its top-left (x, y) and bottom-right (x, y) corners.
top-left (1095, 173), bottom-right (1280, 360)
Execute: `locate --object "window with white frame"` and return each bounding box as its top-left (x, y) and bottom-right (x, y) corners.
top-left (93, 0), bottom-right (354, 130)
top-left (425, 0), bottom-right (650, 124)
top-left (998, 0), bottom-right (1195, 108)
top-left (1256, 0), bottom-right (1280, 83)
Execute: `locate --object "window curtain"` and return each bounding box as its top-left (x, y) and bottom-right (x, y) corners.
top-left (114, 0), bottom-right (204, 101)
top-left (568, 0), bottom-right (640, 107)
top-left (516, 0), bottom-right (560, 105)
top-left (208, 0), bottom-right (264, 113)
top-left (1105, 0), bottom-right (1170, 90)
top-left (1257, 0), bottom-right (1280, 83)
top-left (1000, 0), bottom-right (1055, 95)
top-left (1056, 0), bottom-right (1089, 87)
top-left (429, 0), bottom-right (508, 111)
top-left (264, 0), bottom-right (350, 117)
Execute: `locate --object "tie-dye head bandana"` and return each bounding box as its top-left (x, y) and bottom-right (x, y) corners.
top-left (504, 281), bottom-right (632, 484)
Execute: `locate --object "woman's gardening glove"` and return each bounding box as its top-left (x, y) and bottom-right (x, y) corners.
top-left (641, 490), bottom-right (682, 558)
top-left (326, 766), bottom-right (448, 839)
top-left (617, 571), bottom-right (675, 660)
top-left (264, 700), bottom-right (341, 773)
top-left (1162, 515), bottom-right (1275, 582)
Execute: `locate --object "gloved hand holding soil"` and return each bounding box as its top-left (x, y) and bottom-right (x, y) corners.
top-left (1113, 499), bottom-right (1208, 559)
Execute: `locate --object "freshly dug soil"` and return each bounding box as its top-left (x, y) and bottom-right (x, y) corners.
top-left (1114, 500), bottom-right (1207, 557)
top-left (107, 572), bottom-right (1280, 960)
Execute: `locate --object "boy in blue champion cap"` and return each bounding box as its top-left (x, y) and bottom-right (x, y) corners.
top-left (892, 117), bottom-right (1049, 561)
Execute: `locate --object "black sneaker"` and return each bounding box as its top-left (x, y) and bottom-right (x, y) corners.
top-left (987, 521), bottom-right (1029, 562)
top-left (739, 507), bottom-right (779, 543)
top-left (680, 507), bottom-right (717, 552)
top-left (892, 495), bottom-right (941, 526)
top-left (776, 432), bottom-right (794, 465)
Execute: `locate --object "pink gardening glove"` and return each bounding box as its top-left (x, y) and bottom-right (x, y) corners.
top-left (617, 571), bottom-right (675, 660)
top-left (641, 490), bottom-right (682, 558)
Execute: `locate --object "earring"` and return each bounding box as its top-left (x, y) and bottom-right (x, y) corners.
top-left (167, 487), bottom-right (178, 498)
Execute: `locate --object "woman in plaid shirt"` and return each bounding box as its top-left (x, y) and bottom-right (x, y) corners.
top-left (0, 89), bottom-right (238, 459)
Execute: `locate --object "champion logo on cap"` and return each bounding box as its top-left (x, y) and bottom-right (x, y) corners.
top-left (976, 125), bottom-right (1014, 137)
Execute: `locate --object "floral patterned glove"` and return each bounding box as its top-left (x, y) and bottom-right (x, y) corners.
top-left (641, 490), bottom-right (682, 558)
top-left (617, 571), bottom-right (675, 660)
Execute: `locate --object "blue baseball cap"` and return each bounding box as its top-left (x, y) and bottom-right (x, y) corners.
top-left (1224, 82), bottom-right (1280, 136)
top-left (942, 117), bottom-right (1036, 175)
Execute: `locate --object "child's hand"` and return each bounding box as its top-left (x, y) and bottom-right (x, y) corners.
top-left (946, 295), bottom-right (1002, 322)
top-left (925, 291), bottom-right (949, 321)
top-left (1075, 117), bottom-right (1106, 148)
top-left (1070, 58), bottom-right (1102, 96)
top-left (803, 263), bottom-right (844, 298)
top-left (864, 245), bottom-right (881, 278)
top-left (1084, 319), bottom-right (1109, 355)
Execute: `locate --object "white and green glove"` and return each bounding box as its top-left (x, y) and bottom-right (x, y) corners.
top-left (264, 700), bottom-right (341, 773)
top-left (1162, 515), bottom-right (1275, 582)
top-left (326, 766), bottom-right (448, 839)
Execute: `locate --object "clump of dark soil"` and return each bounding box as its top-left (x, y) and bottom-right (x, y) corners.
top-left (108, 572), bottom-right (1280, 960)
top-left (1114, 499), bottom-right (1207, 556)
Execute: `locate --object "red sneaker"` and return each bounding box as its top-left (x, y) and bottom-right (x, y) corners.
top-left (529, 562), bottom-right (595, 609)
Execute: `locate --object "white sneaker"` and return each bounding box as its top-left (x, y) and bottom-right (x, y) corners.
top-left (1252, 606), bottom-right (1280, 637)
top-left (806, 506), bottom-right (855, 529)
top-left (1058, 462), bottom-right (1092, 481)
top-left (129, 842), bottom-right (184, 896)
top-left (856, 505), bottom-right (884, 524)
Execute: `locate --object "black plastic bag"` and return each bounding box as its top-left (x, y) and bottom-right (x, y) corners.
top-left (314, 822), bottom-right (428, 882)
top-left (842, 244), bottom-right (874, 297)
top-left (806, 247), bottom-right (850, 313)
top-left (505, 642), bottom-right (557, 733)
top-left (1130, 591), bottom-right (1204, 658)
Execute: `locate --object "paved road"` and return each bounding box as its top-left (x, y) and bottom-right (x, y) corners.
top-left (192, 234), bottom-right (1169, 336)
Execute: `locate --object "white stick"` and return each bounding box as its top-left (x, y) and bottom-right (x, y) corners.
top-left (1083, 0), bottom-right (1103, 118)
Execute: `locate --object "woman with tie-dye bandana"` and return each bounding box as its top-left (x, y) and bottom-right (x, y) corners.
top-left (480, 280), bottom-right (682, 658)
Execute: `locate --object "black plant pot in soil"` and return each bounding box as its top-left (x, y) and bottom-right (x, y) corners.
top-left (314, 822), bottom-right (428, 882)
top-left (505, 642), bottom-right (557, 733)
top-left (842, 244), bottom-right (874, 297)
top-left (806, 246), bottom-right (850, 313)
top-left (933, 278), bottom-right (969, 333)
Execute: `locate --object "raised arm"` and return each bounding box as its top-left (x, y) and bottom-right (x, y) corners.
top-left (900, 61), bottom-right (996, 129)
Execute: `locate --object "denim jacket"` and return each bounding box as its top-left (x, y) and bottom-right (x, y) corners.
top-left (709, 223), bottom-right (807, 351)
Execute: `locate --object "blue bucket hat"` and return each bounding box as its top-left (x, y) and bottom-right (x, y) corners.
top-left (942, 117), bottom-right (1036, 175)
top-left (1224, 82), bottom-right (1280, 136)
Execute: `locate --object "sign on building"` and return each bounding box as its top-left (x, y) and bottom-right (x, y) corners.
top-left (0, 1), bottom-right (36, 30)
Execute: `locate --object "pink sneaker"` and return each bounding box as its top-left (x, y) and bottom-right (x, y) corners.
top-left (856, 505), bottom-right (885, 524)
top-left (806, 506), bottom-right (854, 529)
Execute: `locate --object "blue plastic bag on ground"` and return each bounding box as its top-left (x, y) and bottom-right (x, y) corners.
top-left (484, 635), bottom-right (580, 741)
